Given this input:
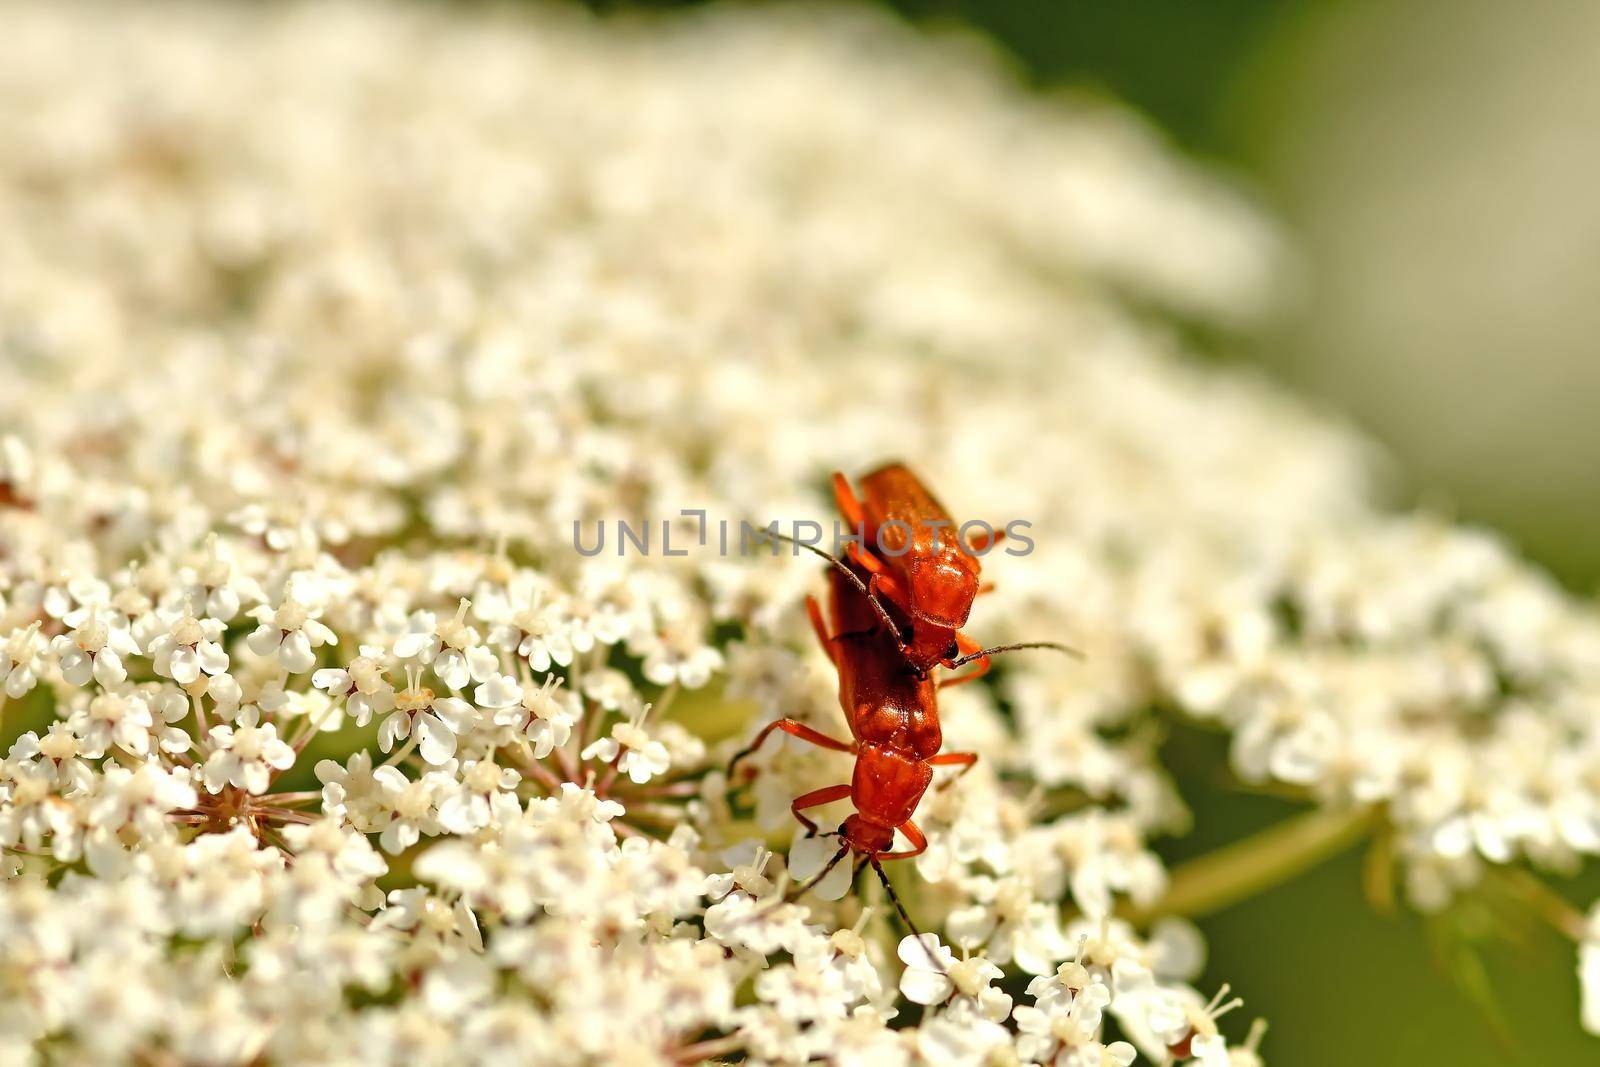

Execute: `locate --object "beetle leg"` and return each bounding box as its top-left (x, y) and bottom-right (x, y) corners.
top-left (878, 818), bottom-right (927, 861)
top-left (862, 572), bottom-right (916, 646)
top-left (966, 526), bottom-right (1006, 553)
top-left (832, 471), bottom-right (866, 529)
top-left (834, 552), bottom-right (912, 646)
top-left (866, 568), bottom-right (908, 604)
top-left (790, 783), bottom-right (852, 835)
top-left (937, 632), bottom-right (991, 688)
top-left (806, 595), bottom-right (837, 664)
top-left (728, 718), bottom-right (856, 778)
top-left (928, 751), bottom-right (978, 791)
top-left (814, 584), bottom-right (904, 665)
top-left (846, 540), bottom-right (882, 573)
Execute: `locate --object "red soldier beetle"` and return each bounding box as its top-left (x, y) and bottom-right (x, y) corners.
top-left (722, 467), bottom-right (1082, 975)
top-left (727, 563), bottom-right (976, 957)
top-left (729, 562), bottom-right (977, 861)
top-left (833, 462), bottom-right (1076, 684)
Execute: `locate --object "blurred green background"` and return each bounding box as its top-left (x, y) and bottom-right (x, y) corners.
top-left (589, 0), bottom-right (1600, 1062)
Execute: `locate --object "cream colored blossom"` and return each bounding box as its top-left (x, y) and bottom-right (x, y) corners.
top-left (0, 0), bottom-right (1591, 1061)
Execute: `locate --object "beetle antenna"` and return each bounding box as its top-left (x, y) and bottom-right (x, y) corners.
top-left (869, 857), bottom-right (949, 978)
top-left (787, 841), bottom-right (852, 904)
top-left (726, 738), bottom-right (763, 780)
top-left (945, 640), bottom-right (1083, 670)
top-left (736, 837), bottom-right (852, 925)
top-left (751, 528), bottom-right (908, 642)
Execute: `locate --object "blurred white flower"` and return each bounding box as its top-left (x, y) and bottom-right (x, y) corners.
top-left (50, 607), bottom-right (139, 687)
top-left (0, 0), bottom-right (1592, 1058)
top-left (245, 598), bottom-right (335, 675)
top-left (581, 706), bottom-right (671, 785)
top-left (202, 707), bottom-right (295, 795)
top-left (898, 932), bottom-right (1011, 1021)
top-left (312, 649), bottom-right (397, 728)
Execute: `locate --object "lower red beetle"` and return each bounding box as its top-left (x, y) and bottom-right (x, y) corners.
top-left (729, 559), bottom-right (978, 928)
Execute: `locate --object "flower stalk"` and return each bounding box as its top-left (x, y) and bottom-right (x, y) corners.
top-left (1128, 806), bottom-right (1379, 924)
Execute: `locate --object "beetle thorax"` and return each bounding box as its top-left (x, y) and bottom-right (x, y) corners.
top-left (907, 554), bottom-right (977, 628)
top-left (850, 742), bottom-right (932, 831)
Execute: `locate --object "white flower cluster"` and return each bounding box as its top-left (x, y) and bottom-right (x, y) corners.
top-left (0, 0), bottom-right (1595, 1061)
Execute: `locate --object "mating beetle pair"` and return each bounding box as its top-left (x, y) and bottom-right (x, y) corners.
top-left (730, 463), bottom-right (1074, 905)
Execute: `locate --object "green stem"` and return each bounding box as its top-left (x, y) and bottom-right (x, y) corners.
top-left (1128, 805), bottom-right (1377, 924)
top-left (1498, 867), bottom-right (1589, 941)
top-left (191, 691), bottom-right (209, 742)
top-left (263, 790), bottom-right (324, 809)
top-left (381, 732), bottom-right (419, 768)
